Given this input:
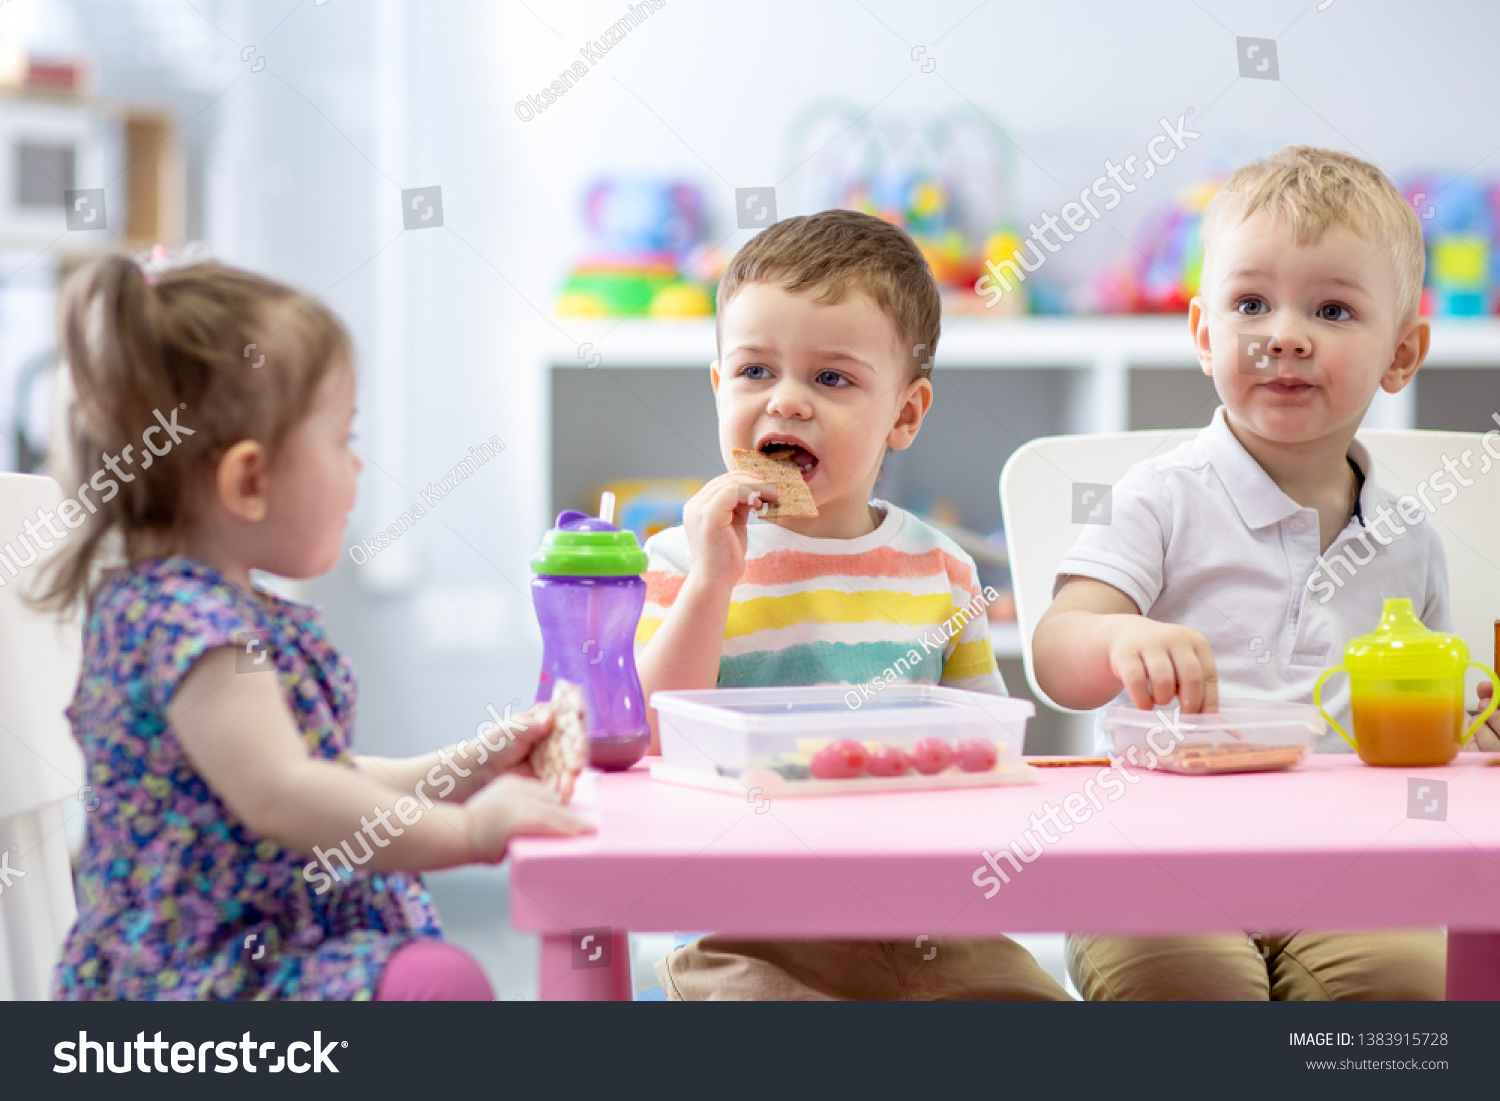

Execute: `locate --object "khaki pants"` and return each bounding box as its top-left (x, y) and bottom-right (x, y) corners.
top-left (656, 936), bottom-right (1072, 1001)
top-left (1066, 931), bottom-right (1446, 1001)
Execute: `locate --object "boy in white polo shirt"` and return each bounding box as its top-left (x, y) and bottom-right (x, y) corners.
top-left (1033, 145), bottom-right (1447, 1000)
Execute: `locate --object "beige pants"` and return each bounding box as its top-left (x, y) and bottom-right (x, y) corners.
top-left (657, 936), bottom-right (1072, 1001)
top-left (1066, 931), bottom-right (1446, 1001)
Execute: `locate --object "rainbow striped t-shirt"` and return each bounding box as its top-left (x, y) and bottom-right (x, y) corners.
top-left (635, 501), bottom-right (1006, 696)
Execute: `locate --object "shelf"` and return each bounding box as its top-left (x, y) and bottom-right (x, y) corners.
top-left (548, 316), bottom-right (1500, 371)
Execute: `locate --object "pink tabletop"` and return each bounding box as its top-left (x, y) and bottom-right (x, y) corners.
top-left (509, 754), bottom-right (1500, 941)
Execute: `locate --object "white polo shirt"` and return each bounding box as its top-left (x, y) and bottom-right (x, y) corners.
top-left (1056, 406), bottom-right (1450, 753)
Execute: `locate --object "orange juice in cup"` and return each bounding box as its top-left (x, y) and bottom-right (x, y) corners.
top-left (1315, 599), bottom-right (1497, 767)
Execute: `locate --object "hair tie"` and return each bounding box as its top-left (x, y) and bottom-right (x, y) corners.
top-left (138, 241), bottom-right (212, 288)
top-left (140, 244), bottom-right (169, 288)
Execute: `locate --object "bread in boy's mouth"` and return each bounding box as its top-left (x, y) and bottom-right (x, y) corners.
top-left (731, 448), bottom-right (819, 518)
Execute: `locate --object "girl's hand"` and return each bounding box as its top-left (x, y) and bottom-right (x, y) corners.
top-left (472, 702), bottom-right (557, 782)
top-left (463, 773), bottom-right (594, 863)
top-left (681, 472), bottom-right (777, 590)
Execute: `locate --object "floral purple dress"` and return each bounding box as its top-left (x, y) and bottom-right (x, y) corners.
top-left (54, 557), bottom-right (443, 1000)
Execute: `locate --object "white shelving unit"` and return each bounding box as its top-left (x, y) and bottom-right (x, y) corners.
top-left (540, 315), bottom-right (1500, 750)
top-left (548, 314), bottom-right (1500, 370)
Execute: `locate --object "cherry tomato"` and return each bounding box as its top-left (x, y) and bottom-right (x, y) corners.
top-left (955, 739), bottom-right (999, 772)
top-left (865, 744), bottom-right (911, 777)
top-left (810, 739), bottom-right (869, 780)
top-left (910, 738), bottom-right (955, 775)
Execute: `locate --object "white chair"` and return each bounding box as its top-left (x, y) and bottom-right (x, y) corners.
top-left (0, 473), bottom-right (84, 1000)
top-left (1000, 429), bottom-right (1500, 714)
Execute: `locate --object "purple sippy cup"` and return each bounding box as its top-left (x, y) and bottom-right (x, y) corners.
top-left (530, 497), bottom-right (652, 771)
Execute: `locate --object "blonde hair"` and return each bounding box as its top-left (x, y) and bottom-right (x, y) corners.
top-left (37, 255), bottom-right (350, 611)
top-left (716, 209), bottom-right (941, 381)
top-left (1199, 145), bottom-right (1425, 320)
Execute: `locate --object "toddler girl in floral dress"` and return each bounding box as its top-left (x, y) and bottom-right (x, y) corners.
top-left (47, 256), bottom-right (588, 999)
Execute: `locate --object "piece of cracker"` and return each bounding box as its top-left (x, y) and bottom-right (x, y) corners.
top-left (531, 679), bottom-right (588, 802)
top-left (731, 448), bottom-right (819, 519)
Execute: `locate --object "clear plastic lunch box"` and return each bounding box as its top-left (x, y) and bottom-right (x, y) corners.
top-left (1101, 698), bottom-right (1322, 774)
top-left (652, 685), bottom-right (1034, 780)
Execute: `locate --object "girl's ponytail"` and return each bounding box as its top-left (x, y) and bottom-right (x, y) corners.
top-left (34, 253), bottom-right (350, 612)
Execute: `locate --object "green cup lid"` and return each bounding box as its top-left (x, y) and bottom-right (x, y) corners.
top-left (530, 510), bottom-right (648, 576)
top-left (1342, 598), bottom-right (1468, 677)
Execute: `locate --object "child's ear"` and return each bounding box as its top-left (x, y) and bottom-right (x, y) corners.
top-left (1188, 298), bottom-right (1214, 377)
top-left (1380, 316), bottom-right (1431, 393)
top-left (710, 359), bottom-right (721, 396)
top-left (215, 440), bottom-right (270, 523)
top-left (887, 377), bottom-right (933, 451)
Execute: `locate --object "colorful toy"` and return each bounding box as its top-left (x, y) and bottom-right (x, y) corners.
top-left (558, 179), bottom-right (719, 317)
top-left (1403, 176), bottom-right (1495, 316)
top-left (780, 103), bottom-right (1021, 309)
top-left (1095, 180), bottom-right (1219, 313)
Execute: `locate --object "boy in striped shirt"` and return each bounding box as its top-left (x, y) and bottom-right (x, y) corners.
top-left (636, 208), bottom-right (1068, 1001)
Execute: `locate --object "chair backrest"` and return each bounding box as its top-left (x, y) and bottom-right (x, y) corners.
top-left (0, 473), bottom-right (83, 822)
top-left (1000, 429), bottom-right (1500, 712)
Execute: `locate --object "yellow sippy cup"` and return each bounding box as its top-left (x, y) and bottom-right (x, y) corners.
top-left (1314, 598), bottom-right (1498, 766)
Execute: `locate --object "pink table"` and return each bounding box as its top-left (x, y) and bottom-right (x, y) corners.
top-left (508, 754), bottom-right (1500, 1000)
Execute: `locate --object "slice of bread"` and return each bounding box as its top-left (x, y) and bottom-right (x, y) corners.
top-left (731, 448), bottom-right (819, 518)
top-left (532, 679), bottom-right (588, 802)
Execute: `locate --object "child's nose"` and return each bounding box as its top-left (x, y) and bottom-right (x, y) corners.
top-left (766, 381), bottom-right (814, 419)
top-left (1267, 327), bottom-right (1311, 357)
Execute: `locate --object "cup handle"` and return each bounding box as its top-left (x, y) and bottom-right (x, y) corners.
top-left (1461, 662), bottom-right (1500, 746)
top-left (1313, 666), bottom-right (1358, 751)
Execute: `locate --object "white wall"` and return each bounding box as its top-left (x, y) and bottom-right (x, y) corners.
top-left (81, 0), bottom-right (1500, 756)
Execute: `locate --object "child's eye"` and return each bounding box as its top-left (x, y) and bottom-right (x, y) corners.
top-left (740, 365), bottom-right (772, 380)
top-left (1236, 297), bottom-right (1268, 316)
top-left (1317, 302), bottom-right (1352, 322)
top-left (815, 370), bottom-right (849, 388)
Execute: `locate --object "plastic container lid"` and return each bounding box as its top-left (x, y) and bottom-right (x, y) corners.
top-left (1102, 698), bottom-right (1322, 746)
top-left (1101, 698), bottom-right (1321, 773)
top-left (1339, 597), bottom-right (1469, 678)
top-left (652, 685), bottom-right (1035, 779)
top-left (530, 510), bottom-right (648, 576)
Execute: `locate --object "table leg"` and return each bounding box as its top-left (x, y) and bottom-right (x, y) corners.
top-left (1446, 931), bottom-right (1500, 1001)
top-left (538, 931), bottom-right (632, 1001)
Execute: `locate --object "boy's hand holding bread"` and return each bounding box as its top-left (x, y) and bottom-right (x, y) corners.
top-left (680, 471), bottom-right (779, 588)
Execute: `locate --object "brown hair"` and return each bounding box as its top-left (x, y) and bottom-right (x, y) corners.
top-left (716, 208), bottom-right (941, 381)
top-left (1200, 144), bottom-right (1426, 320)
top-left (36, 255), bottom-right (351, 611)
